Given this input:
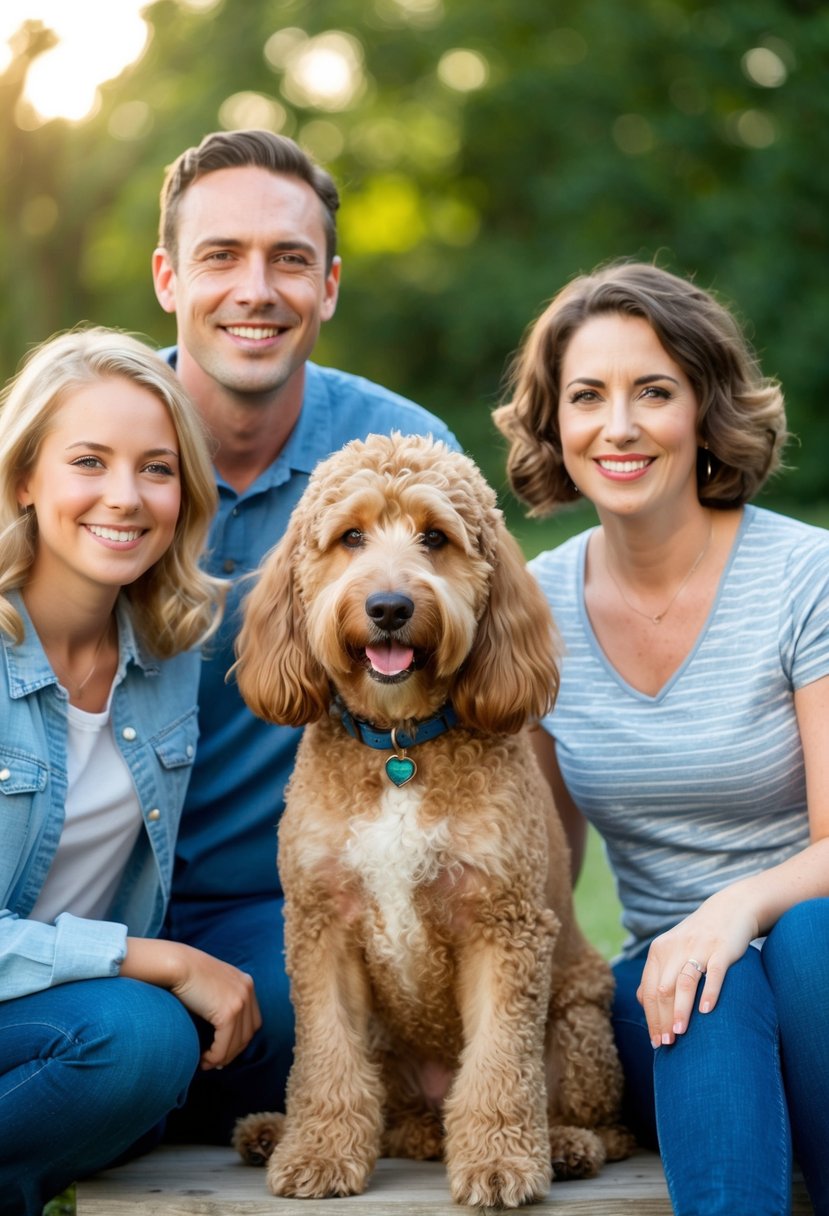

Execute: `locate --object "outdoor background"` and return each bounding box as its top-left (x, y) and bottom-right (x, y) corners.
top-left (4, 0), bottom-right (829, 967)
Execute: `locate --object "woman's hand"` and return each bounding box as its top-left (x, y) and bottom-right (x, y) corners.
top-left (636, 892), bottom-right (759, 1047)
top-left (122, 937), bottom-right (262, 1069)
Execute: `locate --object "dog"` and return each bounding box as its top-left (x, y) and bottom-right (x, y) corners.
top-left (231, 433), bottom-right (632, 1208)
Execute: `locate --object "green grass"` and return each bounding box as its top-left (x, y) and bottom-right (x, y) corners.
top-left (574, 828), bottom-right (625, 960)
top-left (43, 1190), bottom-right (75, 1216)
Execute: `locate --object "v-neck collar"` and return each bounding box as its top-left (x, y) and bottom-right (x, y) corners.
top-left (577, 507), bottom-right (753, 703)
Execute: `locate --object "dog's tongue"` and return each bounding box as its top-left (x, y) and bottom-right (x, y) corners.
top-left (365, 641), bottom-right (414, 676)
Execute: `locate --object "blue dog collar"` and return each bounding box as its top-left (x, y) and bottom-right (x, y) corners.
top-left (337, 702), bottom-right (459, 750)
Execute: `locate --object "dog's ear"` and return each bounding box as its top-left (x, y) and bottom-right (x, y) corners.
top-left (452, 519), bottom-right (560, 734)
top-left (232, 516), bottom-right (330, 726)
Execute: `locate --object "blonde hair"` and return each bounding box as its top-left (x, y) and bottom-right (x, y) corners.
top-left (0, 327), bottom-right (224, 655)
top-left (494, 260), bottom-right (788, 517)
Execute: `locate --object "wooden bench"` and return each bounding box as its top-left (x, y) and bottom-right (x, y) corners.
top-left (76, 1146), bottom-right (814, 1214)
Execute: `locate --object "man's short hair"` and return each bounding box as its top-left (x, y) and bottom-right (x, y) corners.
top-left (158, 129), bottom-right (340, 269)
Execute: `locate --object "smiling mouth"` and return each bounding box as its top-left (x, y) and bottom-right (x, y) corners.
top-left (595, 458), bottom-right (654, 473)
top-left (86, 525), bottom-right (145, 542)
top-left (224, 325), bottom-right (285, 340)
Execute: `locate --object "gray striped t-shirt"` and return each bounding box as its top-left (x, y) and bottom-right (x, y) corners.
top-left (529, 505), bottom-right (829, 959)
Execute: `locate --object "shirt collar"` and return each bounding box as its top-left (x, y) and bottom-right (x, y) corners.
top-left (2, 589), bottom-right (159, 700)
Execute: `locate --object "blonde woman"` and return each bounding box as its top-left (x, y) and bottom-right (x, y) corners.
top-left (496, 262), bottom-right (829, 1216)
top-left (0, 329), bottom-right (260, 1216)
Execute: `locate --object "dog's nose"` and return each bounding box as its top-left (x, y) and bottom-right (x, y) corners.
top-left (365, 592), bottom-right (414, 632)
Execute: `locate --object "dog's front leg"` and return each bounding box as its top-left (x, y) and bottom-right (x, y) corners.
top-left (267, 900), bottom-right (384, 1198)
top-left (442, 898), bottom-right (559, 1209)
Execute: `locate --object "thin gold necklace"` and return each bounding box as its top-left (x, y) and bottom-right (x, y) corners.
top-left (50, 619), bottom-right (113, 701)
top-left (605, 518), bottom-right (713, 625)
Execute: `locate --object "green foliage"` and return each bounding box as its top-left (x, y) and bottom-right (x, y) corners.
top-left (575, 827), bottom-right (624, 962)
top-left (3, 0), bottom-right (829, 517)
top-left (42, 1187), bottom-right (75, 1216)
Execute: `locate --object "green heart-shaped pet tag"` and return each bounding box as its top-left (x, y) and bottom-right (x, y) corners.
top-left (385, 754), bottom-right (417, 787)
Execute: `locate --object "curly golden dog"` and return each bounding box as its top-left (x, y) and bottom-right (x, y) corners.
top-left (232, 433), bottom-right (632, 1208)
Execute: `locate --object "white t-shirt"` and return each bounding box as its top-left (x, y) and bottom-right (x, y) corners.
top-left (29, 693), bottom-right (141, 924)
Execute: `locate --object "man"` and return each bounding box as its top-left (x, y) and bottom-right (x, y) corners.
top-left (151, 129), bottom-right (458, 1141)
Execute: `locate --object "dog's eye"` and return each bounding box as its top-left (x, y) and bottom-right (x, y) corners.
top-left (341, 529), bottom-right (364, 549)
top-left (421, 529), bottom-right (448, 550)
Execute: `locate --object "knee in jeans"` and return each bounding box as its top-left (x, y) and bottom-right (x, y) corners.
top-left (85, 980), bottom-right (201, 1111)
top-left (763, 898), bottom-right (829, 996)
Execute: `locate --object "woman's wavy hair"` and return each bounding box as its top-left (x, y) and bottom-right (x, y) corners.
top-left (0, 327), bottom-right (224, 654)
top-left (493, 260), bottom-right (788, 517)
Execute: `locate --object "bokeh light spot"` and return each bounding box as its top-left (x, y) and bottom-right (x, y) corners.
top-left (437, 48), bottom-right (489, 92)
top-left (732, 109), bottom-right (777, 148)
top-left (4, 2), bottom-right (150, 124)
top-left (742, 46), bottom-right (788, 88)
top-left (219, 91), bottom-right (287, 132)
top-left (280, 31), bottom-right (366, 111)
top-left (373, 0), bottom-right (444, 28)
top-left (299, 119), bottom-right (345, 163)
top-left (264, 27), bottom-right (307, 70)
top-left (612, 114), bottom-right (655, 156)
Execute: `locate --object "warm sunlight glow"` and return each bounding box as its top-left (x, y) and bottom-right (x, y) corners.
top-left (2, 0), bottom-right (150, 125)
top-left (278, 31), bottom-right (366, 112)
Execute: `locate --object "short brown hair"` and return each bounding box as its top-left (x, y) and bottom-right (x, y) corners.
top-left (158, 129), bottom-right (340, 270)
top-left (494, 260), bottom-right (788, 516)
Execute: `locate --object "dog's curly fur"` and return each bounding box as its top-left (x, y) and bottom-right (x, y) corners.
top-left (231, 433), bottom-right (633, 1208)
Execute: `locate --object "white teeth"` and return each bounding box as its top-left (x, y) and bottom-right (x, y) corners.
top-left (226, 326), bottom-right (279, 339)
top-left (598, 459), bottom-right (651, 473)
top-left (88, 526), bottom-right (142, 542)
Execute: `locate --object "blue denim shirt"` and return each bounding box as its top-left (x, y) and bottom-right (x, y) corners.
top-left (160, 354), bottom-right (459, 903)
top-left (1, 591), bottom-right (200, 1000)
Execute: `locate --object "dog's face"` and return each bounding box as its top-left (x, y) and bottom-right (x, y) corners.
top-left (295, 437), bottom-right (496, 723)
top-left (235, 433), bottom-right (559, 734)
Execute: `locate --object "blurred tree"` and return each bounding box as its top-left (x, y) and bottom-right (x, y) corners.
top-left (2, 0), bottom-right (828, 514)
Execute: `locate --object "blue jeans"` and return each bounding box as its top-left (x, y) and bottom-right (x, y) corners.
top-left (162, 893), bottom-right (294, 1143)
top-left (0, 977), bottom-right (200, 1216)
top-left (612, 898), bottom-right (829, 1216)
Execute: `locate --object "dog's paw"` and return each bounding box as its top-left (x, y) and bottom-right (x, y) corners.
top-left (597, 1122), bottom-right (638, 1162)
top-left (448, 1159), bottom-right (551, 1209)
top-left (231, 1111), bottom-right (285, 1166)
top-left (266, 1147), bottom-right (372, 1198)
top-left (548, 1124), bottom-right (606, 1180)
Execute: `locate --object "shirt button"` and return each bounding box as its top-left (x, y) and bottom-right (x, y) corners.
top-left (148, 808), bottom-right (161, 821)
top-left (186, 745), bottom-right (194, 758)
top-left (223, 559), bottom-right (236, 573)
top-left (231, 507), bottom-right (240, 517)
top-left (122, 726), bottom-right (137, 741)
top-left (0, 768), bottom-right (9, 781)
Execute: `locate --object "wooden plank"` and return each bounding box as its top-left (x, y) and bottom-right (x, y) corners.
top-left (76, 1146), bottom-right (814, 1215)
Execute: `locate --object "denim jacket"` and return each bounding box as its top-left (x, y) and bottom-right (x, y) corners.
top-left (0, 591), bottom-right (200, 1001)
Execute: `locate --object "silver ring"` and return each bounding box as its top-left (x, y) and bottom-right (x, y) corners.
top-left (685, 957), bottom-right (706, 975)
